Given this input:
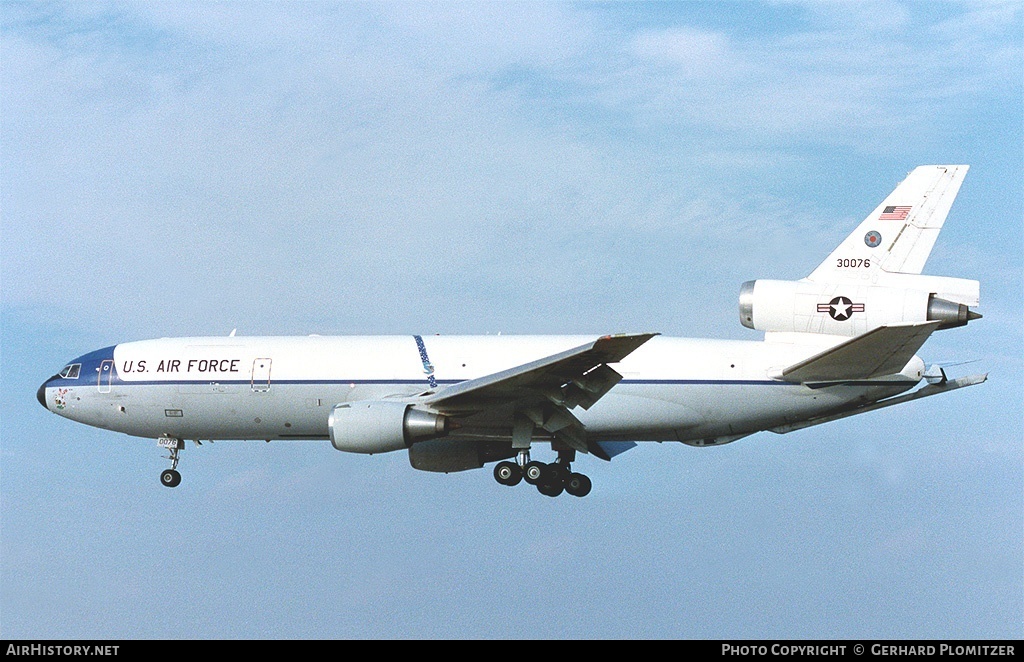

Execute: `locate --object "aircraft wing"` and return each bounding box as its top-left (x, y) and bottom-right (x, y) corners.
top-left (422, 333), bottom-right (657, 454)
top-left (424, 333), bottom-right (657, 414)
top-left (778, 321), bottom-right (940, 383)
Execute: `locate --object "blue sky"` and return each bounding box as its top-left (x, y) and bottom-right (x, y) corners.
top-left (2, 1), bottom-right (1021, 638)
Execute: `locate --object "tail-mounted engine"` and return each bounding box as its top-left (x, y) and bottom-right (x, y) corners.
top-left (739, 274), bottom-right (980, 337)
top-left (329, 401), bottom-right (451, 454)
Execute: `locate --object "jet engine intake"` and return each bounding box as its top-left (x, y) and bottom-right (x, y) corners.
top-left (329, 401), bottom-right (450, 454)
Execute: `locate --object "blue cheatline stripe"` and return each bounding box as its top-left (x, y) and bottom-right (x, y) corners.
top-left (619, 379), bottom-right (789, 386)
top-left (51, 377), bottom-right (793, 388)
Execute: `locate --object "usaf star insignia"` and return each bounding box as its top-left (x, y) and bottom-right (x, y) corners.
top-left (817, 296), bottom-right (866, 321)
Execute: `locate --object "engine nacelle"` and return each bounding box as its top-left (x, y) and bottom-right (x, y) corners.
top-left (329, 401), bottom-right (450, 454)
top-left (739, 276), bottom-right (980, 337)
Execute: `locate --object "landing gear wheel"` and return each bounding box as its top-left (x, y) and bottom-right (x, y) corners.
top-left (565, 472), bottom-right (592, 497)
top-left (549, 461), bottom-right (570, 483)
top-left (537, 480), bottom-right (564, 497)
top-left (536, 461), bottom-right (567, 497)
top-left (524, 461), bottom-right (548, 485)
top-left (493, 461), bottom-right (522, 486)
top-left (160, 469), bottom-right (181, 488)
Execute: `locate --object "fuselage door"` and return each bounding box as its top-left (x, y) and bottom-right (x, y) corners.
top-left (98, 360), bottom-right (114, 393)
top-left (252, 358), bottom-right (272, 392)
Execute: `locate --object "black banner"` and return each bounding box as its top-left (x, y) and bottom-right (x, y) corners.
top-left (1, 640), bottom-right (1019, 657)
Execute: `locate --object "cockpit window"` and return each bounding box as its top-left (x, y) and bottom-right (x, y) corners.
top-left (59, 364), bottom-right (81, 379)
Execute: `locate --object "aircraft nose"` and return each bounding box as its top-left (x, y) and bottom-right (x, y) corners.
top-left (37, 381), bottom-right (48, 409)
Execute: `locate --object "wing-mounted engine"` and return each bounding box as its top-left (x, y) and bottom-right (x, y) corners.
top-left (329, 400), bottom-right (451, 454)
top-left (739, 275), bottom-right (980, 337)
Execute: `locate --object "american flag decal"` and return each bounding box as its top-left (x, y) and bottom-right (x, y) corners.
top-left (879, 205), bottom-right (911, 220)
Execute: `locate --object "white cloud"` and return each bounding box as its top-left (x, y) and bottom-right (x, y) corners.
top-left (612, 6), bottom-right (1020, 147)
top-left (1, 1), bottom-right (1018, 339)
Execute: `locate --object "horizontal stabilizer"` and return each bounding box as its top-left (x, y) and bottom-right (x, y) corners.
top-left (770, 372), bottom-right (987, 434)
top-left (779, 322), bottom-right (940, 383)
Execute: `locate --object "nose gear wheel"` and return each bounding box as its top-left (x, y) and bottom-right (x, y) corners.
top-left (161, 469), bottom-right (181, 487)
top-left (158, 437), bottom-right (184, 488)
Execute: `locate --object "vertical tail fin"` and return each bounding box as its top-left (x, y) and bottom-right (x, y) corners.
top-left (807, 165), bottom-right (969, 281)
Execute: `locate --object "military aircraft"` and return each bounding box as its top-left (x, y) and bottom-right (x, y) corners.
top-left (38, 165), bottom-right (984, 496)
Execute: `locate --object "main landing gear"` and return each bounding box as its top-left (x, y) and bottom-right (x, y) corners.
top-left (493, 449), bottom-right (592, 497)
top-left (158, 436), bottom-right (183, 488)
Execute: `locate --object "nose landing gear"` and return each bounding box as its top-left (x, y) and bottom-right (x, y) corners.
top-left (158, 436), bottom-right (183, 488)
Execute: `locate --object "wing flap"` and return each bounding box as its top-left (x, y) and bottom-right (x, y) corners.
top-left (779, 322), bottom-right (940, 383)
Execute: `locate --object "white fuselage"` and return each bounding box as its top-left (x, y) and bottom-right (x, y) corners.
top-left (42, 334), bottom-right (922, 447)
